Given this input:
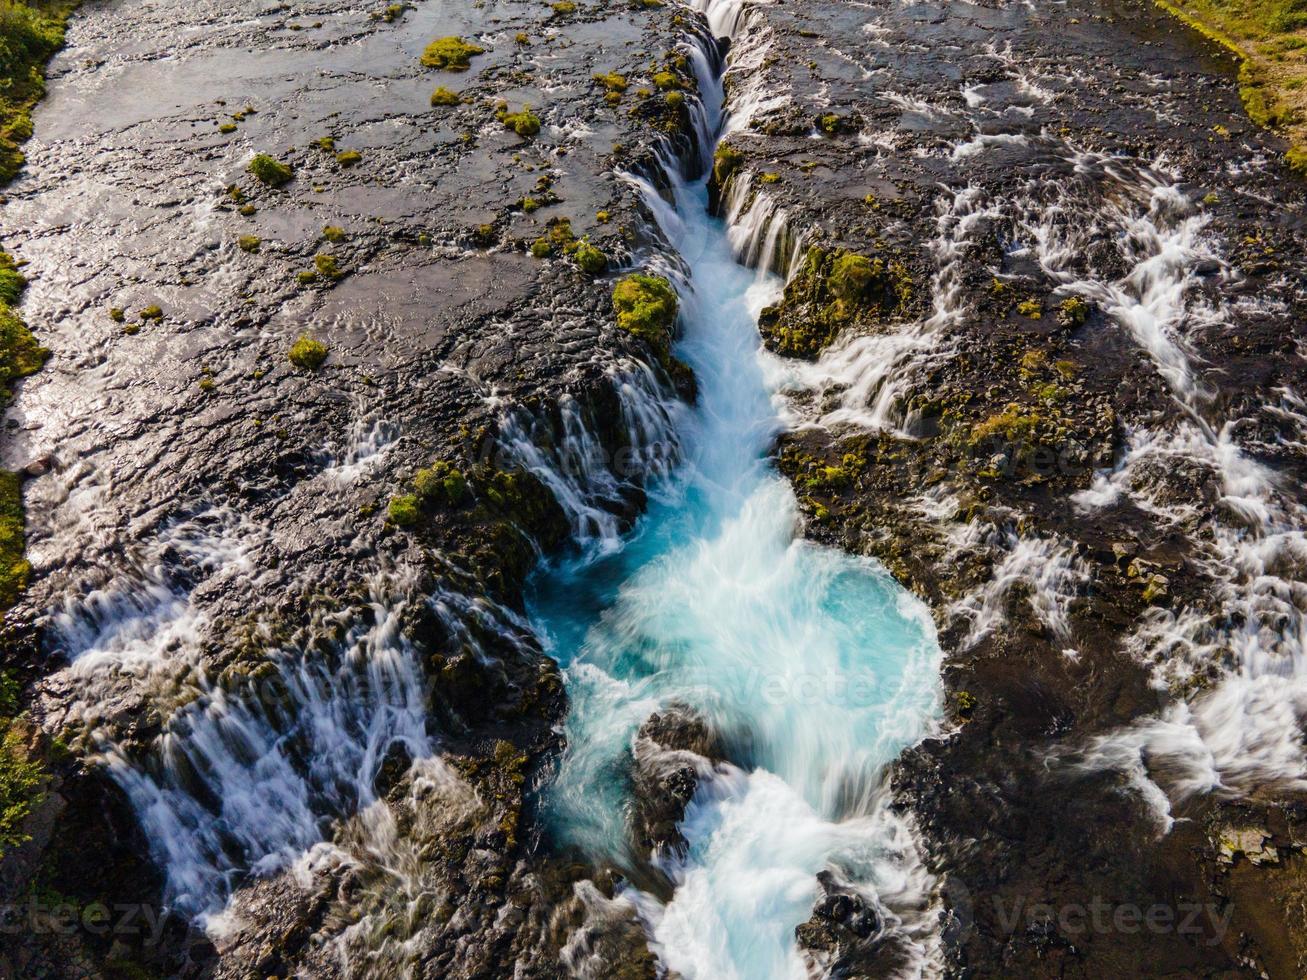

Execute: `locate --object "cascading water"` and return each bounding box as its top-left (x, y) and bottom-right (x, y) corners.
top-left (529, 6), bottom-right (944, 976)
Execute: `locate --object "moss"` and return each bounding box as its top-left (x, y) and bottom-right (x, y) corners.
top-left (414, 460), bottom-right (467, 506)
top-left (499, 106), bottom-right (541, 137)
top-left (107, 307), bottom-right (124, 322)
top-left (218, 122), bottom-right (237, 134)
top-left (529, 218), bottom-right (576, 258)
top-left (1016, 298), bottom-right (1042, 319)
top-left (248, 153), bottom-right (293, 187)
top-left (314, 253), bottom-right (342, 279)
top-left (421, 36), bottom-right (485, 70)
top-left (379, 2), bottom-right (407, 22)
top-left (573, 240), bottom-right (607, 274)
top-left (1288, 144), bottom-right (1307, 174)
top-left (317, 136), bottom-right (336, 151)
top-left (237, 234), bottom-right (260, 253)
top-left (322, 225), bottom-right (346, 242)
top-left (757, 246), bottom-right (912, 359)
top-left (652, 71), bottom-right (681, 90)
top-left (593, 71), bottom-right (627, 92)
top-left (296, 270), bottom-right (317, 285)
top-left (515, 32), bottom-right (530, 44)
top-left (430, 86), bottom-right (461, 106)
top-left (955, 689), bottom-right (977, 716)
top-left (1057, 295), bottom-right (1090, 328)
top-left (0, 268), bottom-right (24, 306)
top-left (760, 172), bottom-right (780, 184)
top-left (551, 1), bottom-right (576, 13)
top-left (335, 149), bottom-right (362, 167)
top-left (288, 334), bottom-right (329, 369)
top-left (198, 376), bottom-right (215, 393)
top-left (712, 143), bottom-right (744, 187)
top-left (665, 90), bottom-right (685, 109)
top-left (139, 305), bottom-right (163, 321)
top-left (387, 493), bottom-right (420, 526)
top-left (0, 726), bottom-right (44, 857)
top-left (0, 0), bottom-right (75, 184)
top-left (595, 209), bottom-right (611, 223)
top-left (969, 403), bottom-right (1041, 446)
top-left (817, 113), bottom-right (844, 134)
top-left (0, 471), bottom-right (31, 610)
top-left (612, 273), bottom-right (678, 351)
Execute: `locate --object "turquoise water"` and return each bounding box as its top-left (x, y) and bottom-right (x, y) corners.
top-left (528, 167), bottom-right (942, 977)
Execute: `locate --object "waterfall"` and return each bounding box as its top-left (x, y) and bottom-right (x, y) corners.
top-left (528, 1), bottom-right (947, 975)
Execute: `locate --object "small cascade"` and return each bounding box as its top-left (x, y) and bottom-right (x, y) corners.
top-left (494, 363), bottom-right (685, 553)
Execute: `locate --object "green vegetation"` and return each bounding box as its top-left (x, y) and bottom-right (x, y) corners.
top-left (248, 153), bottom-right (293, 187)
top-left (0, 724), bottom-right (45, 857)
top-left (237, 234), bottom-right (260, 253)
top-left (421, 36), bottom-right (485, 70)
top-left (529, 217), bottom-right (576, 258)
top-left (757, 246), bottom-right (913, 359)
top-left (387, 493), bottom-right (420, 526)
top-left (0, 0), bottom-right (76, 183)
top-left (498, 105), bottom-right (541, 137)
top-left (612, 273), bottom-right (678, 350)
top-left (322, 225), bottom-right (346, 242)
top-left (335, 149), bottom-right (362, 167)
top-left (1016, 298), bottom-right (1042, 319)
top-left (314, 253), bottom-right (342, 279)
top-left (218, 122), bottom-right (237, 134)
top-left (1154, 0), bottom-right (1307, 164)
top-left (712, 142), bottom-right (744, 187)
top-left (414, 460), bottom-right (467, 506)
top-left (665, 90), bottom-right (685, 110)
top-left (552, 1), bottom-right (576, 13)
top-left (594, 71), bottom-right (627, 93)
top-left (652, 70), bottom-right (681, 90)
top-left (288, 334), bottom-right (328, 369)
top-left (430, 86), bottom-right (460, 106)
top-left (1057, 295), bottom-right (1090, 328)
top-left (0, 472), bottom-right (31, 609)
top-left (139, 304), bottom-right (163, 320)
top-left (760, 172), bottom-right (781, 184)
top-left (0, 1), bottom-right (76, 620)
top-left (573, 240), bottom-right (607, 274)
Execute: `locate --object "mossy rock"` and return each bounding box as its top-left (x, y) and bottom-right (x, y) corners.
top-left (421, 36), bottom-right (485, 70)
top-left (335, 149), bottom-right (363, 167)
top-left (574, 240), bottom-right (607, 275)
top-left (414, 460), bottom-right (467, 507)
top-left (430, 86), bottom-right (461, 106)
top-left (499, 106), bottom-right (541, 137)
top-left (288, 335), bottom-right (329, 370)
top-left (248, 153), bottom-right (293, 187)
top-left (612, 273), bottom-right (677, 352)
top-left (757, 246), bottom-right (913, 359)
top-left (388, 493), bottom-right (420, 526)
top-left (237, 235), bottom-right (260, 253)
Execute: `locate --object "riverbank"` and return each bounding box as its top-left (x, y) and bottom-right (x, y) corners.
top-left (1154, 0), bottom-right (1307, 169)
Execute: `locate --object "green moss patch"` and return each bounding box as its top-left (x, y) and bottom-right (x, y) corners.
top-left (421, 36), bottom-right (485, 70)
top-left (288, 334), bottom-right (329, 369)
top-left (757, 246), bottom-right (914, 359)
top-left (248, 153), bottom-right (293, 187)
top-left (612, 273), bottom-right (678, 352)
top-left (431, 86), bottom-right (461, 106)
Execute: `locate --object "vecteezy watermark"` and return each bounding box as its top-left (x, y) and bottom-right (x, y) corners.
top-left (0, 897), bottom-right (176, 945)
top-left (990, 895), bottom-right (1233, 946)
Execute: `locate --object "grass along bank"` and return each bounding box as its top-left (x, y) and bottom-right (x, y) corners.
top-left (0, 0), bottom-right (77, 614)
top-left (1154, 0), bottom-right (1307, 169)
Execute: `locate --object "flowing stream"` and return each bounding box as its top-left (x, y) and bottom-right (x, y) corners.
top-left (528, 12), bottom-right (944, 977)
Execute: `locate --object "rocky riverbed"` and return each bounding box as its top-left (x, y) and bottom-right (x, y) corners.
top-left (2, 0), bottom-right (1307, 977)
